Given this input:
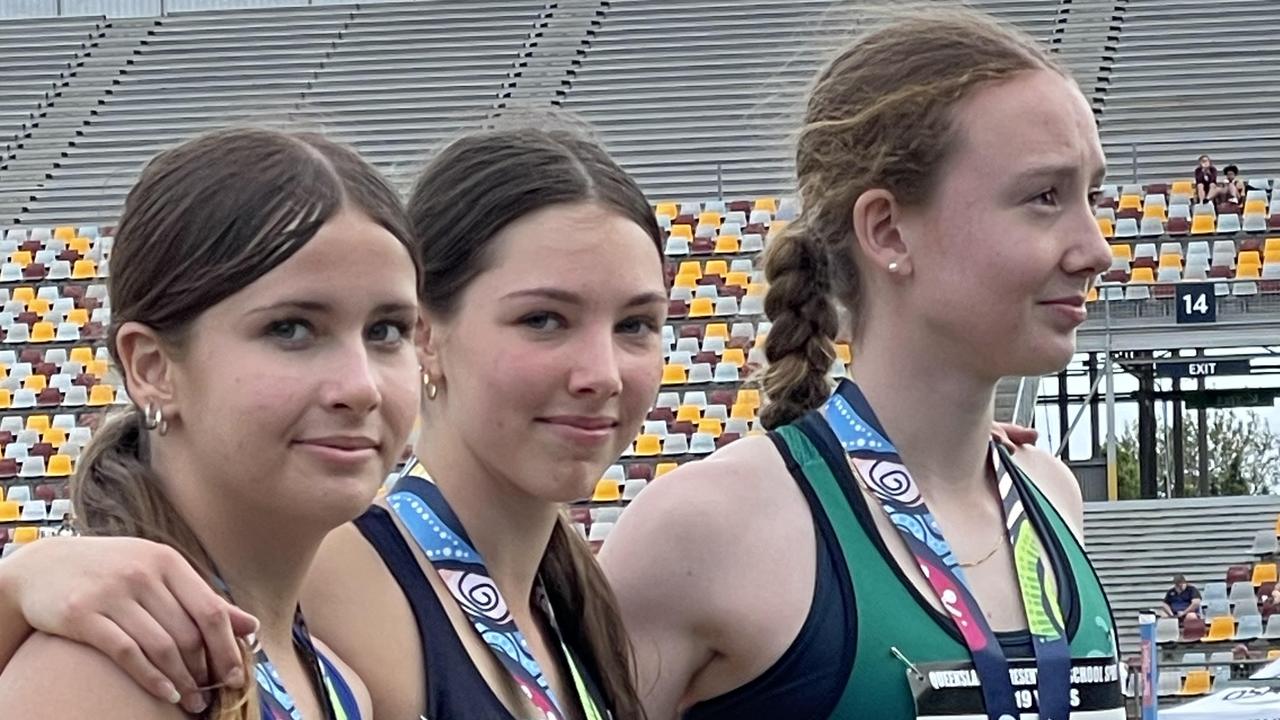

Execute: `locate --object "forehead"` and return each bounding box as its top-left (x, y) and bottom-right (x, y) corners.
top-left (946, 69), bottom-right (1103, 182)
top-left (482, 201), bottom-right (664, 293)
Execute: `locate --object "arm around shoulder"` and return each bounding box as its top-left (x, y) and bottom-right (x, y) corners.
top-left (0, 632), bottom-right (186, 720)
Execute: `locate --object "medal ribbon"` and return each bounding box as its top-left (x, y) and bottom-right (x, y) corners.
top-left (823, 380), bottom-right (1071, 720)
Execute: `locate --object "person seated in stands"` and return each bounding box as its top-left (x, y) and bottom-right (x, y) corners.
top-left (1158, 574), bottom-right (1202, 621)
top-left (1222, 164), bottom-right (1246, 204)
top-left (1195, 155), bottom-right (1221, 204)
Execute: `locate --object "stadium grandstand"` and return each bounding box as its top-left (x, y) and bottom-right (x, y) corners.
top-left (0, 0), bottom-right (1279, 713)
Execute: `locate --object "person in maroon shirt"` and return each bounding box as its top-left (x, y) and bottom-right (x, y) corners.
top-left (1196, 154), bottom-right (1222, 204)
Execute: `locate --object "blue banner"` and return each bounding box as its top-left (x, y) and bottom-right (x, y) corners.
top-left (1140, 614), bottom-right (1159, 720)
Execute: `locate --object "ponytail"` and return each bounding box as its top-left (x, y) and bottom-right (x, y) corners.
top-left (540, 515), bottom-right (646, 720)
top-left (72, 409), bottom-right (258, 720)
top-left (759, 219), bottom-right (841, 430)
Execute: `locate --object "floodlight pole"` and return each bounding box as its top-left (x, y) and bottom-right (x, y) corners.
top-left (1104, 296), bottom-right (1118, 501)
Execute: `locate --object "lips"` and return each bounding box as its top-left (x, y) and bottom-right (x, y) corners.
top-left (294, 435), bottom-right (380, 451)
top-left (537, 416), bottom-right (619, 431)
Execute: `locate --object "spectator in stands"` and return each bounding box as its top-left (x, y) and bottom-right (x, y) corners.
top-left (1223, 164), bottom-right (1246, 204)
top-left (1196, 154), bottom-right (1222, 204)
top-left (0, 128), bottom-right (423, 718)
top-left (1158, 574), bottom-right (1202, 620)
top-left (600, 10), bottom-right (1120, 720)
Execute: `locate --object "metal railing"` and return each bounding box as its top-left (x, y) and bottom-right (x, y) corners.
top-left (1102, 133), bottom-right (1280, 185)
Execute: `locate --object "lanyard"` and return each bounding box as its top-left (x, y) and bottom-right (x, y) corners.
top-left (823, 380), bottom-right (1072, 720)
top-left (388, 459), bottom-right (607, 720)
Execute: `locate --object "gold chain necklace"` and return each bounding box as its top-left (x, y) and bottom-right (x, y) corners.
top-left (956, 528), bottom-right (1008, 568)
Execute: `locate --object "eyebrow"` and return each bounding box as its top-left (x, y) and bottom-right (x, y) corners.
top-left (502, 287), bottom-right (668, 307)
top-left (1012, 162), bottom-right (1108, 187)
top-left (248, 299), bottom-right (417, 316)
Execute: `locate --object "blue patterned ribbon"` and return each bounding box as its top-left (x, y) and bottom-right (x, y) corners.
top-left (824, 379), bottom-right (1071, 720)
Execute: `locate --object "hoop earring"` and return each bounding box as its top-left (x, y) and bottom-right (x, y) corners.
top-left (423, 372), bottom-right (439, 401)
top-left (142, 401), bottom-right (169, 436)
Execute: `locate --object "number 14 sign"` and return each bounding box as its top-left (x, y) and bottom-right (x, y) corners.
top-left (1176, 283), bottom-right (1217, 324)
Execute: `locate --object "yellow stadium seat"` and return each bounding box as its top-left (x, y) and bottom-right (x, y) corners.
top-left (71, 260), bottom-right (97, 279)
top-left (1178, 670), bottom-right (1212, 696)
top-left (746, 283), bottom-right (766, 297)
top-left (697, 419), bottom-right (723, 438)
top-left (731, 403), bottom-right (756, 421)
top-left (87, 384), bottom-right (116, 407)
top-left (655, 202), bottom-right (678, 219)
top-left (1143, 206), bottom-right (1167, 221)
top-left (30, 322), bottom-right (55, 343)
top-left (714, 236), bottom-right (741, 254)
top-left (12, 526), bottom-right (38, 544)
top-left (54, 226), bottom-right (75, 242)
top-left (0, 501), bottom-right (18, 522)
top-left (674, 274), bottom-right (698, 290)
top-left (10, 250), bottom-right (33, 268)
top-left (633, 435), bottom-right (661, 457)
top-left (46, 454), bottom-right (72, 478)
top-left (704, 323), bottom-right (729, 340)
top-left (69, 346), bottom-right (93, 365)
top-left (1238, 265), bottom-right (1261, 280)
top-left (835, 343), bottom-right (853, 365)
top-left (768, 220), bottom-right (789, 236)
top-left (670, 225), bottom-right (693, 240)
top-left (1111, 244), bottom-right (1132, 261)
top-left (1254, 563), bottom-right (1278, 586)
top-left (1266, 238), bottom-right (1280, 255)
top-left (1097, 218), bottom-right (1115, 238)
top-left (676, 405), bottom-right (702, 423)
top-left (87, 359), bottom-right (109, 379)
top-left (70, 236), bottom-right (91, 255)
top-left (661, 365), bottom-right (687, 386)
top-left (655, 462), bottom-right (678, 477)
top-left (1191, 215), bottom-right (1216, 235)
top-left (704, 260), bottom-right (728, 277)
top-left (1087, 287), bottom-right (1098, 303)
top-left (1130, 268), bottom-right (1155, 284)
top-left (678, 260), bottom-right (702, 279)
top-left (698, 211), bottom-right (722, 228)
top-left (0, 389), bottom-right (11, 409)
top-left (1159, 254), bottom-right (1183, 270)
top-left (27, 298), bottom-right (50, 317)
top-left (65, 308), bottom-right (89, 326)
top-left (11, 287), bottom-right (34, 304)
top-left (41, 427), bottom-right (66, 446)
top-left (22, 374), bottom-right (46, 392)
top-left (1266, 249), bottom-right (1280, 265)
top-left (1172, 180), bottom-right (1195, 197)
top-left (724, 272), bottom-right (750, 288)
top-left (1245, 200), bottom-right (1268, 216)
top-left (1118, 195), bottom-right (1141, 211)
top-left (1270, 649), bottom-right (1280, 661)
top-left (688, 298), bottom-right (714, 318)
top-left (1240, 251), bottom-right (1262, 267)
top-left (25, 414), bottom-right (49, 433)
top-left (721, 348), bottom-right (746, 368)
top-left (1205, 616), bottom-right (1235, 642)
top-left (754, 197), bottom-right (777, 213)
top-left (737, 388), bottom-right (761, 409)
top-left (592, 478), bottom-right (621, 502)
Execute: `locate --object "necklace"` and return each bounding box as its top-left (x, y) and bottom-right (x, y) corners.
top-left (956, 528), bottom-right (1007, 568)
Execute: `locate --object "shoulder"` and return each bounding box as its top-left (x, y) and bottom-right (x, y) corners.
top-left (0, 632), bottom-right (184, 719)
top-left (1009, 444), bottom-right (1084, 541)
top-left (600, 434), bottom-right (814, 627)
top-left (313, 637), bottom-right (373, 719)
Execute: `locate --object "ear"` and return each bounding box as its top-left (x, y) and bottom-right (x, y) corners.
top-left (114, 321), bottom-right (180, 421)
top-left (852, 188), bottom-right (913, 277)
top-left (417, 308), bottom-right (446, 385)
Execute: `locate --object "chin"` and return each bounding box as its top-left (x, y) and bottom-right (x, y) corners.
top-left (1008, 336), bottom-right (1078, 377)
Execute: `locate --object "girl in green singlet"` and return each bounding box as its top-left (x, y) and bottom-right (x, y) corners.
top-left (601, 9), bottom-right (1123, 720)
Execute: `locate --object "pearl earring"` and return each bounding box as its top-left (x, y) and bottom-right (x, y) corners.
top-left (888, 261), bottom-right (900, 273)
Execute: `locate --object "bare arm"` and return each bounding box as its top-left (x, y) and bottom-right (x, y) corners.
top-left (0, 537), bottom-right (256, 712)
top-left (0, 632), bottom-right (188, 719)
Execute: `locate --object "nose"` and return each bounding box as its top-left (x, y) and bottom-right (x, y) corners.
top-left (566, 325), bottom-right (624, 398)
top-left (1065, 204), bottom-right (1113, 281)
top-left (322, 340), bottom-right (382, 415)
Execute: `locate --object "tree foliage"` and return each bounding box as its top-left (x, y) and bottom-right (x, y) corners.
top-left (1114, 410), bottom-right (1280, 499)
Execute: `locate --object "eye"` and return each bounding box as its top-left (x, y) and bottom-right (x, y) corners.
top-left (617, 316), bottom-right (659, 335)
top-left (267, 319), bottom-right (312, 343)
top-left (1087, 189), bottom-right (1103, 208)
top-left (1033, 188), bottom-right (1059, 206)
top-left (367, 320), bottom-right (410, 344)
top-left (520, 312), bottom-right (565, 332)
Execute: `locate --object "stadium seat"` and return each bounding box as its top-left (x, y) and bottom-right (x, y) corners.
top-left (0, 501), bottom-right (17, 522)
top-left (1097, 218), bottom-right (1114, 238)
top-left (11, 527), bottom-right (38, 545)
top-left (591, 479), bottom-right (621, 503)
top-left (1252, 530), bottom-right (1279, 556)
top-left (1236, 614), bottom-right (1263, 640)
top-left (1264, 615), bottom-right (1280, 640)
top-left (46, 454), bottom-right (71, 478)
top-left (1172, 180), bottom-right (1195, 197)
top-left (87, 384), bottom-right (115, 407)
top-left (1140, 218), bottom-right (1165, 237)
top-left (622, 479), bottom-right (646, 501)
top-left (1217, 214), bottom-right (1242, 234)
top-left (1191, 215), bottom-right (1216, 235)
top-left (1177, 670), bottom-right (1212, 696)
top-left (633, 435), bottom-right (661, 457)
top-left (48, 498), bottom-right (71, 522)
top-left (661, 434), bottom-right (688, 455)
top-left (1155, 616), bottom-right (1180, 643)
top-left (71, 260), bottom-right (97, 280)
top-left (1254, 563), bottom-right (1278, 586)
top-left (1115, 218), bottom-right (1139, 239)
top-left (29, 322), bottom-right (54, 344)
top-left (1204, 616), bottom-right (1235, 642)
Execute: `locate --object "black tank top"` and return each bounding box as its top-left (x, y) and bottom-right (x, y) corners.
top-left (354, 505), bottom-right (515, 720)
top-left (683, 434), bottom-right (1052, 720)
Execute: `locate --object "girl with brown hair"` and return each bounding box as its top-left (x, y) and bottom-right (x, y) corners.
top-left (0, 127), bottom-right (424, 719)
top-left (601, 10), bottom-right (1122, 720)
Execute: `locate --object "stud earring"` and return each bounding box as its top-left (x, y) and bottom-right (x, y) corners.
top-left (888, 261), bottom-right (900, 273)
